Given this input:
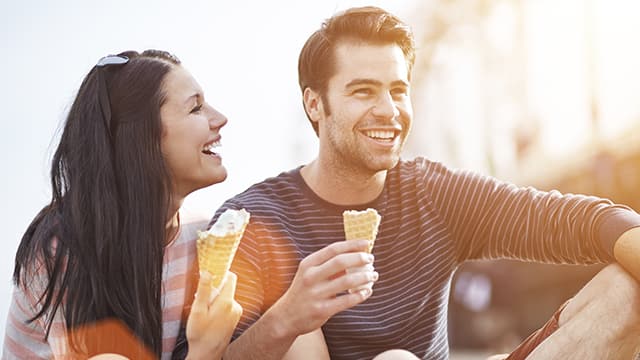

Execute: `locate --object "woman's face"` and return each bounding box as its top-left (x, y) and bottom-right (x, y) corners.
top-left (160, 65), bottom-right (228, 199)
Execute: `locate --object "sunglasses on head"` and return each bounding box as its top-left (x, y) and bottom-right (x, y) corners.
top-left (96, 54), bottom-right (129, 67)
top-left (96, 54), bottom-right (129, 139)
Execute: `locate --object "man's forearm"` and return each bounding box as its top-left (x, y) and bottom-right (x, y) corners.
top-left (224, 309), bottom-right (298, 360)
top-left (613, 226), bottom-right (640, 281)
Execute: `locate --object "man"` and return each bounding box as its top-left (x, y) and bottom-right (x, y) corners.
top-left (218, 6), bottom-right (640, 360)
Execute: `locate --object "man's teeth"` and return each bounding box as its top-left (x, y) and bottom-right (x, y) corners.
top-left (364, 130), bottom-right (395, 140)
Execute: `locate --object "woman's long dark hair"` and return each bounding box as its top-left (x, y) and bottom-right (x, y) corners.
top-left (14, 50), bottom-right (181, 357)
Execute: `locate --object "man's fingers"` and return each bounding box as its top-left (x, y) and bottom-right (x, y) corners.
top-left (318, 267), bottom-right (378, 296)
top-left (324, 288), bottom-right (373, 315)
top-left (302, 240), bottom-right (370, 268)
top-left (311, 252), bottom-right (374, 281)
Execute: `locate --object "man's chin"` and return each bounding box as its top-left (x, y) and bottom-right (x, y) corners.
top-left (369, 156), bottom-right (400, 172)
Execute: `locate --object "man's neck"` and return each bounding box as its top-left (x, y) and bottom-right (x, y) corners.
top-left (300, 159), bottom-right (387, 206)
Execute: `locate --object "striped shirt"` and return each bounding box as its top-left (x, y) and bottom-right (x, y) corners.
top-left (3, 214), bottom-right (208, 360)
top-left (216, 157), bottom-right (640, 360)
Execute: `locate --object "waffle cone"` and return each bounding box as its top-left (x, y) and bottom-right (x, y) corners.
top-left (343, 208), bottom-right (381, 253)
top-left (197, 209), bottom-right (249, 289)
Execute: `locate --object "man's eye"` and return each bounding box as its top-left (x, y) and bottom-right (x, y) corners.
top-left (354, 88), bottom-right (372, 95)
top-left (190, 104), bottom-right (203, 113)
top-left (391, 88), bottom-right (408, 97)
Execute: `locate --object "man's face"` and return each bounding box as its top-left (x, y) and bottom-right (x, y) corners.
top-left (315, 41), bottom-right (413, 174)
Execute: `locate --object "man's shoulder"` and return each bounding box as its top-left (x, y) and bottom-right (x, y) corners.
top-left (230, 167), bottom-right (301, 202)
top-left (214, 167), bottom-right (304, 220)
top-left (395, 156), bottom-right (449, 176)
top-left (213, 168), bottom-right (304, 252)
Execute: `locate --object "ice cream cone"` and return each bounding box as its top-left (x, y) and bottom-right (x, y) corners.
top-left (343, 208), bottom-right (381, 253)
top-left (197, 209), bottom-right (250, 289)
top-left (343, 208), bottom-right (381, 294)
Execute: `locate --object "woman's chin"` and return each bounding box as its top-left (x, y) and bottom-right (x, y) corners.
top-left (208, 169), bottom-right (228, 185)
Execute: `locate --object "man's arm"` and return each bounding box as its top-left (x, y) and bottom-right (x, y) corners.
top-left (282, 329), bottom-right (330, 360)
top-left (224, 315), bottom-right (329, 360)
top-left (613, 226), bottom-right (640, 281)
top-left (224, 240), bottom-right (377, 360)
top-left (222, 307), bottom-right (299, 360)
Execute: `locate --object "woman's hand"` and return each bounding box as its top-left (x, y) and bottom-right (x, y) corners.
top-left (185, 271), bottom-right (243, 360)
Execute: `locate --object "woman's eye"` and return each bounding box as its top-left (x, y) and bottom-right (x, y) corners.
top-left (190, 104), bottom-right (203, 113)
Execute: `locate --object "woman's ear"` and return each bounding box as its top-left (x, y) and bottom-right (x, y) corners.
top-left (303, 87), bottom-right (324, 124)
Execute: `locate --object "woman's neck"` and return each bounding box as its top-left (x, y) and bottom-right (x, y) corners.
top-left (165, 199), bottom-right (183, 244)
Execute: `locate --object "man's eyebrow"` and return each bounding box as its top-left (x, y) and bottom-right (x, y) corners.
top-left (345, 79), bottom-right (382, 88)
top-left (344, 79), bottom-right (409, 88)
top-left (391, 80), bottom-right (410, 88)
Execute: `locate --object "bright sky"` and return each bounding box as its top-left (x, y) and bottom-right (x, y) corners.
top-left (0, 0), bottom-right (417, 338)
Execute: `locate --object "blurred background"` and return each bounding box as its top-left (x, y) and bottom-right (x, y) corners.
top-left (404, 0), bottom-right (640, 357)
top-left (2, 0), bottom-right (640, 358)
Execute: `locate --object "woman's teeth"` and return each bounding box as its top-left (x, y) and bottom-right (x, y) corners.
top-left (202, 140), bottom-right (221, 155)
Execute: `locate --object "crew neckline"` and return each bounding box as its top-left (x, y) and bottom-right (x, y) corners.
top-left (291, 166), bottom-right (389, 214)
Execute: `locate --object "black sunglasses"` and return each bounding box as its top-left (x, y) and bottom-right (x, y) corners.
top-left (96, 55), bottom-right (129, 139)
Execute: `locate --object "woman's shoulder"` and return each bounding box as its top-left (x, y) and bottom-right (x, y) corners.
top-left (175, 208), bottom-right (211, 245)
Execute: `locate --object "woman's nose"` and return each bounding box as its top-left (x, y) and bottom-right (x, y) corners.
top-left (207, 104), bottom-right (228, 129)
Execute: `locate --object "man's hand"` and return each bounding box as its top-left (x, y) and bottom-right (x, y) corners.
top-left (270, 239), bottom-right (378, 338)
top-left (186, 272), bottom-right (243, 360)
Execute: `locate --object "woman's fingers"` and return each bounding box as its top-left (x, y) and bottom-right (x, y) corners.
top-left (219, 271), bottom-right (238, 300)
top-left (192, 272), bottom-right (218, 313)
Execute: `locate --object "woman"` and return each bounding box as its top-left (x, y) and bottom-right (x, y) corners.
top-left (2, 50), bottom-right (242, 359)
